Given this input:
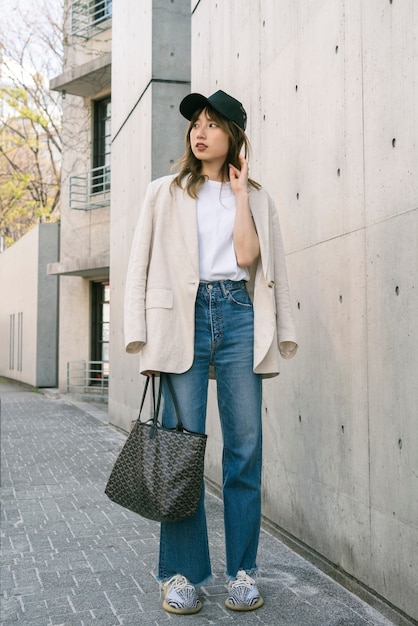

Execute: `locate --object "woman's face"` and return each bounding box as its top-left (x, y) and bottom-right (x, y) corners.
top-left (189, 109), bottom-right (230, 170)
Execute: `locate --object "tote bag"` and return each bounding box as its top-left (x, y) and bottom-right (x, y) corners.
top-left (105, 375), bottom-right (207, 522)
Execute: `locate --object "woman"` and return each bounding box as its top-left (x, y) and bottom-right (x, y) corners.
top-left (124, 89), bottom-right (298, 615)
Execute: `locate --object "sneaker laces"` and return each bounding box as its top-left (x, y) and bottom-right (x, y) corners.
top-left (229, 570), bottom-right (256, 591)
top-left (164, 574), bottom-right (194, 593)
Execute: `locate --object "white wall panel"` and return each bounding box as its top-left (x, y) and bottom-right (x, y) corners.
top-left (262, 232), bottom-right (370, 567)
top-left (191, 2), bottom-right (260, 108)
top-left (366, 210), bottom-right (418, 615)
top-left (109, 92), bottom-right (152, 430)
top-left (362, 0), bottom-right (418, 224)
top-left (0, 225), bottom-right (59, 388)
top-left (370, 510), bottom-right (418, 619)
top-left (0, 229), bottom-right (39, 385)
top-left (111, 0), bottom-right (152, 138)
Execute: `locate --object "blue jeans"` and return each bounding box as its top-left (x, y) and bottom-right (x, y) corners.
top-left (158, 280), bottom-right (263, 586)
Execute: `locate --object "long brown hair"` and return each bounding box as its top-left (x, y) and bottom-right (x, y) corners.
top-left (171, 105), bottom-right (261, 198)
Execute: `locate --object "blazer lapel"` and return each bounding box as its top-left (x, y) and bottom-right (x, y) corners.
top-left (174, 184), bottom-right (199, 275)
top-left (250, 190), bottom-right (271, 282)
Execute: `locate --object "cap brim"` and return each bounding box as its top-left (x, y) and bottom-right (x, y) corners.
top-left (179, 93), bottom-right (210, 121)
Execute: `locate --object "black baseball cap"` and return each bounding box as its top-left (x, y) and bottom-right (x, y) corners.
top-left (179, 90), bottom-right (247, 131)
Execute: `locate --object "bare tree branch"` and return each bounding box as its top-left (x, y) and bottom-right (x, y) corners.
top-left (0, 0), bottom-right (64, 247)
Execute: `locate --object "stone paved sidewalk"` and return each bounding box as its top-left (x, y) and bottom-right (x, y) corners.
top-left (0, 379), bottom-right (409, 625)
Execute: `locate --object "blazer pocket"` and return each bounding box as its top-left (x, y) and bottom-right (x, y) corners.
top-left (145, 287), bottom-right (174, 309)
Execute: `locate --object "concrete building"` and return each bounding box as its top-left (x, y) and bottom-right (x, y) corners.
top-left (48, 0), bottom-right (113, 399)
top-left (2, 0), bottom-right (416, 621)
top-left (0, 223), bottom-right (59, 387)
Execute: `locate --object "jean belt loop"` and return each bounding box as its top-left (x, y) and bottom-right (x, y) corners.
top-left (220, 280), bottom-right (228, 298)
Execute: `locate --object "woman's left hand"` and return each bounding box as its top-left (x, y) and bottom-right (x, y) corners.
top-left (229, 155), bottom-right (249, 196)
top-left (229, 155), bottom-right (260, 267)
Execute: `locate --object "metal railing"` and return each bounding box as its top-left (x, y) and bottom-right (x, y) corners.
top-left (66, 360), bottom-right (109, 401)
top-left (71, 0), bottom-right (112, 38)
top-left (69, 165), bottom-right (110, 210)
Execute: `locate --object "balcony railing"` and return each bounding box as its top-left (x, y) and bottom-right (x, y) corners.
top-left (69, 165), bottom-right (110, 210)
top-left (71, 0), bottom-right (112, 39)
top-left (67, 360), bottom-right (109, 402)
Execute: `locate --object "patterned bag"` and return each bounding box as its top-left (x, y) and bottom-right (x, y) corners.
top-left (105, 375), bottom-right (207, 522)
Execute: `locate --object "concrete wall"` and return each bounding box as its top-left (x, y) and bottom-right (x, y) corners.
top-left (0, 223), bottom-right (59, 387)
top-left (109, 0), bottom-right (191, 429)
top-left (189, 0), bottom-right (417, 619)
top-left (105, 0), bottom-right (417, 619)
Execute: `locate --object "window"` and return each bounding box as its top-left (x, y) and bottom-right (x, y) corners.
top-left (71, 0), bottom-right (112, 38)
top-left (94, 0), bottom-right (112, 23)
top-left (91, 282), bottom-right (110, 381)
top-left (92, 96), bottom-right (111, 194)
top-left (17, 312), bottom-right (23, 371)
top-left (9, 314), bottom-right (15, 370)
top-left (8, 312), bottom-right (23, 371)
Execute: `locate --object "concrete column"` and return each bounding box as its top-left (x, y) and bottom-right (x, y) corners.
top-left (109, 0), bottom-right (191, 428)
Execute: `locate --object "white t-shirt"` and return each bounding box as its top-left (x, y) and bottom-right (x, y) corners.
top-left (196, 179), bottom-right (250, 282)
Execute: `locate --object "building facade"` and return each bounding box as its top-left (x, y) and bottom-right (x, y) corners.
top-left (48, 0), bottom-right (113, 399)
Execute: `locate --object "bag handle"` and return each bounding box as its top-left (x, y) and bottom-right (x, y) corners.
top-left (136, 375), bottom-right (151, 419)
top-left (136, 374), bottom-right (183, 431)
top-left (158, 374), bottom-right (184, 431)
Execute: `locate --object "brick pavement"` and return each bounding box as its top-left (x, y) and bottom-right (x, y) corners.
top-left (0, 378), bottom-right (408, 625)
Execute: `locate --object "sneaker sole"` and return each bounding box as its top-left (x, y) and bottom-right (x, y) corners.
top-left (162, 599), bottom-right (202, 615)
top-left (225, 596), bottom-right (264, 611)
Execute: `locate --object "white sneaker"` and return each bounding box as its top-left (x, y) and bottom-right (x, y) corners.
top-left (162, 574), bottom-right (202, 614)
top-left (225, 570), bottom-right (264, 611)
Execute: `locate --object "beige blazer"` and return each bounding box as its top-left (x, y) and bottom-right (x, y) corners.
top-left (124, 175), bottom-right (298, 377)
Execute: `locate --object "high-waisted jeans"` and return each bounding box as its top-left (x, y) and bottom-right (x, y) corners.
top-left (158, 280), bottom-right (263, 586)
